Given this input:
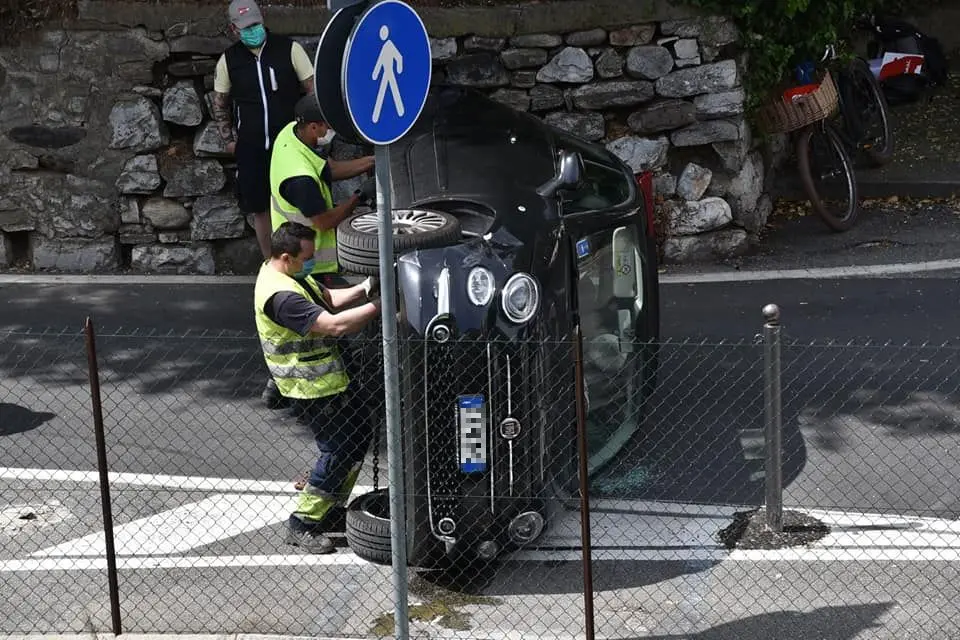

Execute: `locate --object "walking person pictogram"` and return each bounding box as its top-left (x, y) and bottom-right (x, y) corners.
top-left (371, 25), bottom-right (404, 124)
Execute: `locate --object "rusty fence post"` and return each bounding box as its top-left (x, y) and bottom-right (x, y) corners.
top-left (84, 318), bottom-right (122, 635)
top-left (573, 324), bottom-right (596, 640)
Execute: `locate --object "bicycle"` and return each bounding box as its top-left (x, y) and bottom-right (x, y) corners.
top-left (791, 39), bottom-right (893, 232)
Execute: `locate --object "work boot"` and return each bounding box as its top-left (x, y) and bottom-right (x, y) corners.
top-left (285, 512), bottom-right (345, 554)
top-left (261, 378), bottom-right (286, 410)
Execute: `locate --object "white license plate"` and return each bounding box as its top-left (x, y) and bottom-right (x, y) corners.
top-left (457, 395), bottom-right (487, 473)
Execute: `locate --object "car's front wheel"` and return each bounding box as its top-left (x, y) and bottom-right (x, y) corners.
top-left (336, 209), bottom-right (462, 275)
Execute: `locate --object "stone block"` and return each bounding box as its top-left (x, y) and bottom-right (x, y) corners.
top-left (121, 198), bottom-right (141, 224)
top-left (728, 151), bottom-right (765, 231)
top-left (609, 25), bottom-right (656, 47)
top-left (162, 81), bottom-right (204, 127)
top-left (665, 197), bottom-right (731, 236)
top-left (115, 155), bottom-right (161, 195)
top-left (671, 119), bottom-right (741, 147)
top-left (627, 99), bottom-right (695, 134)
top-left (131, 244), bottom-right (216, 275)
top-left (663, 228), bottom-right (748, 263)
top-left (511, 71), bottom-right (538, 89)
top-left (673, 39), bottom-right (699, 60)
top-left (490, 89), bottom-right (530, 112)
top-left (529, 84), bottom-right (565, 112)
top-left (464, 36), bottom-right (506, 52)
top-left (625, 46), bottom-right (674, 80)
top-left (108, 97), bottom-right (169, 153)
top-left (32, 236), bottom-right (119, 271)
top-left (676, 163), bottom-right (713, 201)
top-left (191, 194), bottom-right (246, 240)
top-left (605, 135), bottom-right (670, 173)
top-left (193, 122), bottom-right (232, 157)
top-left (595, 49), bottom-right (624, 79)
top-left (571, 80), bottom-right (653, 110)
top-left (694, 88), bottom-right (745, 119)
top-left (536, 48), bottom-right (594, 83)
top-left (655, 60), bottom-right (739, 98)
top-left (544, 112), bottom-right (605, 141)
top-left (501, 48), bottom-right (549, 70)
top-left (160, 158), bottom-right (226, 198)
top-left (169, 35), bottom-right (232, 55)
top-left (653, 172), bottom-right (677, 198)
top-left (510, 34), bottom-right (563, 48)
top-left (214, 237), bottom-right (262, 275)
top-left (118, 223), bottom-right (157, 245)
top-left (430, 37), bottom-right (458, 61)
top-left (142, 197), bottom-right (191, 230)
top-left (445, 53), bottom-right (510, 88)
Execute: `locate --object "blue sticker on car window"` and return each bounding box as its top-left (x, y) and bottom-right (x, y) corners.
top-left (576, 238), bottom-right (590, 259)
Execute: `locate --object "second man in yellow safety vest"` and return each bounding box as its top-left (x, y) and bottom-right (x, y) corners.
top-left (269, 94), bottom-right (376, 287)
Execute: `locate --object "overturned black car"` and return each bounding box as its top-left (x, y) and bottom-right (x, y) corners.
top-left (336, 86), bottom-right (661, 567)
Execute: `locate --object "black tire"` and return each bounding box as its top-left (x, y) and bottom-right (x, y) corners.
top-left (796, 121), bottom-right (860, 232)
top-left (345, 489), bottom-right (393, 565)
top-left (843, 57), bottom-right (894, 167)
top-left (337, 209), bottom-right (462, 275)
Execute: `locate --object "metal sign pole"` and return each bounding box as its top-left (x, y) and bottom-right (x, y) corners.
top-left (375, 143), bottom-right (409, 640)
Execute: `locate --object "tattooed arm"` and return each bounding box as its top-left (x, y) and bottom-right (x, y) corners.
top-left (211, 91), bottom-right (236, 155)
top-left (212, 54), bottom-right (236, 154)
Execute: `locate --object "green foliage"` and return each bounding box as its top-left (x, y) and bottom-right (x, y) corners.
top-left (686, 0), bottom-right (938, 113)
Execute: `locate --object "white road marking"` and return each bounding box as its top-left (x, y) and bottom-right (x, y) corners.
top-left (0, 467), bottom-right (372, 496)
top-left (659, 258), bottom-right (960, 284)
top-left (7, 467), bottom-right (960, 571)
top-left (29, 494), bottom-right (295, 557)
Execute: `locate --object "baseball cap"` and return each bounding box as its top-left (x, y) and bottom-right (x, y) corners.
top-left (228, 0), bottom-right (264, 29)
top-left (295, 94), bottom-right (327, 124)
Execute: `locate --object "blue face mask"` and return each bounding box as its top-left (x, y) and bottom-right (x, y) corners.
top-left (239, 24), bottom-right (266, 48)
top-left (294, 257), bottom-right (316, 279)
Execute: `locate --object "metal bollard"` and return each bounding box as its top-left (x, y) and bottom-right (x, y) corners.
top-left (762, 304), bottom-right (783, 532)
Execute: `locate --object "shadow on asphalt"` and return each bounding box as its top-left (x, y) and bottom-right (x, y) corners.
top-left (0, 402), bottom-right (55, 436)
top-left (591, 342), bottom-right (808, 507)
top-left (622, 602), bottom-right (894, 639)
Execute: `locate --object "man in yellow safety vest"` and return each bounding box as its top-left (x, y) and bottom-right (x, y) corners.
top-left (262, 95), bottom-right (377, 409)
top-left (269, 94), bottom-right (376, 283)
top-left (254, 221), bottom-right (381, 554)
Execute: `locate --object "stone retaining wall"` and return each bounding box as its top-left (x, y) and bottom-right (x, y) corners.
top-left (0, 0), bottom-right (779, 274)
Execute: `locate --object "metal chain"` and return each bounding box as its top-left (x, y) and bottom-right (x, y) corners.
top-left (372, 421), bottom-right (380, 491)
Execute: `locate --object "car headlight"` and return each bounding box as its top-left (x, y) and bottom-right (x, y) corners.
top-left (467, 267), bottom-right (496, 306)
top-left (501, 273), bottom-right (540, 324)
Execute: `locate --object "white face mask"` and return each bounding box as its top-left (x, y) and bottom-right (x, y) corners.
top-left (316, 128), bottom-right (336, 148)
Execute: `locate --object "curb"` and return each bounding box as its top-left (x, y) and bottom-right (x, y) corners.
top-left (1, 635), bottom-right (366, 640)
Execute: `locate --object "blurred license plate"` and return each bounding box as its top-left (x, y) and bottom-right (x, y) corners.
top-left (458, 395), bottom-right (487, 473)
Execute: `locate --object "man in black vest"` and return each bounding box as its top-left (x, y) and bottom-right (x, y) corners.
top-left (212, 0), bottom-right (317, 260)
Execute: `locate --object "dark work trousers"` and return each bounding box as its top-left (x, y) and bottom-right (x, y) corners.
top-left (287, 387), bottom-right (374, 498)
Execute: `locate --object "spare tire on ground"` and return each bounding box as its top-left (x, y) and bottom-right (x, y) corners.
top-left (336, 209), bottom-right (461, 275)
top-left (345, 489), bottom-right (392, 565)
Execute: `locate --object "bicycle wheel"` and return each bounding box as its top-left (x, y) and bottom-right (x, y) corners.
top-left (840, 57), bottom-right (894, 167)
top-left (796, 120), bottom-right (860, 232)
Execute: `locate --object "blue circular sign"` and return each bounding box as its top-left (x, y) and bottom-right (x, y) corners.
top-left (342, 0), bottom-right (432, 145)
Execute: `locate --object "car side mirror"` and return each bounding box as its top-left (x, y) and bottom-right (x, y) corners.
top-left (537, 150), bottom-right (583, 198)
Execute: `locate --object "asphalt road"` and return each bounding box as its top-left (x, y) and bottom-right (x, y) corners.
top-left (3, 276), bottom-right (960, 638)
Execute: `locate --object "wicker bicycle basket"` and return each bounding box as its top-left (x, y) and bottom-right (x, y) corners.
top-left (756, 70), bottom-right (839, 135)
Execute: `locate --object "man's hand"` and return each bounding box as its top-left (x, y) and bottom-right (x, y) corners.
top-left (226, 141), bottom-right (236, 155)
top-left (355, 177), bottom-right (377, 206)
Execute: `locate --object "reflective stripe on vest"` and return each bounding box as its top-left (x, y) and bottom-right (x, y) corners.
top-left (269, 122), bottom-right (339, 274)
top-left (253, 263), bottom-right (349, 400)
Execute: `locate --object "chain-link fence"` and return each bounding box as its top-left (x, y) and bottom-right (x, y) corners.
top-left (3, 311), bottom-right (960, 638)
